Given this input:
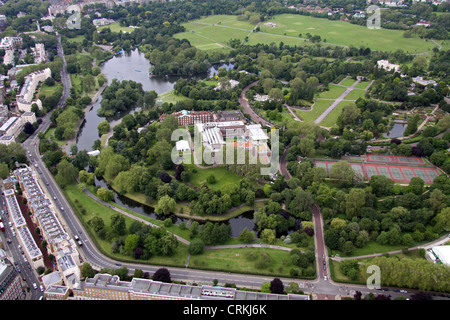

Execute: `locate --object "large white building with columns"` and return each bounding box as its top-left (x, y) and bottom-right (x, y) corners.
top-left (16, 68), bottom-right (51, 112)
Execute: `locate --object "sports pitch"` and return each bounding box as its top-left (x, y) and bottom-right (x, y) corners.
top-left (174, 14), bottom-right (443, 53)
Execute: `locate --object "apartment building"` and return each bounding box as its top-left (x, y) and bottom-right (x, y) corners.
top-left (16, 68), bottom-right (51, 112)
top-left (0, 112), bottom-right (36, 145)
top-left (0, 251), bottom-right (25, 300)
top-left (0, 37), bottom-right (22, 51)
top-left (3, 187), bottom-right (45, 270)
top-left (32, 43), bottom-right (46, 64)
top-left (59, 273), bottom-right (309, 300)
top-left (159, 109), bottom-right (216, 126)
top-left (14, 167), bottom-right (82, 289)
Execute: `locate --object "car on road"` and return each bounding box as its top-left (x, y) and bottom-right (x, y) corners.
top-left (393, 289), bottom-right (400, 292)
top-left (324, 276), bottom-right (327, 281)
top-left (40, 285), bottom-right (44, 292)
top-left (33, 283), bottom-right (37, 290)
top-left (400, 290), bottom-right (407, 293)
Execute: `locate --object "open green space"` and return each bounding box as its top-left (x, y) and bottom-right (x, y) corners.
top-left (340, 78), bottom-right (356, 87)
top-left (157, 90), bottom-right (190, 104)
top-left (174, 15), bottom-right (254, 51)
top-left (316, 85), bottom-right (347, 99)
top-left (344, 89), bottom-right (367, 101)
top-left (259, 14), bottom-right (439, 53)
top-left (175, 14), bottom-right (439, 53)
top-left (295, 100), bottom-right (333, 123)
top-left (354, 81), bottom-right (371, 90)
top-left (97, 22), bottom-right (136, 33)
top-left (189, 247), bottom-right (313, 278)
top-left (188, 165), bottom-right (247, 191)
top-left (320, 101), bottom-right (353, 128)
top-left (63, 183), bottom-right (189, 267)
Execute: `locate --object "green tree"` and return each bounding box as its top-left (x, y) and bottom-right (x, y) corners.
top-left (124, 234), bottom-right (140, 254)
top-left (111, 213), bottom-right (126, 236)
top-left (97, 120), bottom-right (110, 136)
top-left (96, 187), bottom-right (114, 202)
top-left (55, 159), bottom-right (78, 188)
top-left (345, 188), bottom-right (366, 219)
top-left (330, 161), bottom-right (354, 186)
top-left (260, 229), bottom-right (276, 244)
top-left (80, 262), bottom-right (96, 279)
top-left (155, 195), bottom-right (176, 215)
top-left (239, 228), bottom-right (255, 243)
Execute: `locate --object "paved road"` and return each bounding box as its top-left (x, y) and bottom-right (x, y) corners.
top-left (239, 81), bottom-right (274, 127)
top-left (314, 79), bottom-right (360, 124)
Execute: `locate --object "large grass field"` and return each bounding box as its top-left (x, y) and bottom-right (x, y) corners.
top-left (259, 14), bottom-right (440, 54)
top-left (175, 14), bottom-right (443, 54)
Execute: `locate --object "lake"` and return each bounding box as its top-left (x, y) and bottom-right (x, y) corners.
top-left (384, 123), bottom-right (407, 139)
top-left (75, 49), bottom-right (257, 237)
top-left (76, 49), bottom-right (233, 151)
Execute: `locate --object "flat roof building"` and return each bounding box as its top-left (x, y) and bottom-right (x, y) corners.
top-left (66, 273), bottom-right (310, 301)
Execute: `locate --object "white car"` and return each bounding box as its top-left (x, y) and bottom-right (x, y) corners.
top-left (33, 283), bottom-right (37, 290)
top-left (400, 290), bottom-right (407, 293)
top-left (324, 276), bottom-right (327, 281)
top-left (39, 285), bottom-right (44, 292)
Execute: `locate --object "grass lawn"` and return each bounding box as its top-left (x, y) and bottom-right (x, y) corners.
top-left (175, 14), bottom-right (442, 53)
top-left (189, 165), bottom-right (247, 191)
top-left (174, 15), bottom-right (254, 51)
top-left (344, 89), bottom-right (367, 101)
top-left (354, 81), bottom-right (371, 90)
top-left (63, 183), bottom-right (189, 267)
top-left (40, 82), bottom-right (63, 96)
top-left (259, 14), bottom-right (438, 53)
top-left (316, 85), bottom-right (347, 99)
top-left (295, 99), bottom-right (333, 123)
top-left (190, 247), bottom-right (310, 278)
top-left (158, 90), bottom-right (189, 104)
top-left (97, 22), bottom-right (135, 33)
top-left (66, 35), bottom-right (85, 43)
top-left (320, 101), bottom-right (353, 127)
top-left (340, 78), bottom-right (356, 87)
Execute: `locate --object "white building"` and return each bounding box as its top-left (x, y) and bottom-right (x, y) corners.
top-left (3, 49), bottom-right (14, 66)
top-left (0, 112), bottom-right (36, 145)
top-left (429, 245), bottom-right (450, 266)
top-left (0, 37), bottom-right (22, 50)
top-left (176, 140), bottom-right (190, 152)
top-left (377, 59), bottom-right (400, 73)
top-left (33, 43), bottom-right (46, 64)
top-left (412, 76), bottom-right (438, 87)
top-left (215, 79), bottom-right (239, 91)
top-left (16, 68), bottom-right (51, 112)
top-left (93, 18), bottom-right (115, 27)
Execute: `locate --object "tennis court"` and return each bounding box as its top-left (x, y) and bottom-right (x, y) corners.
top-left (314, 160), bottom-right (441, 184)
top-left (343, 154), bottom-right (425, 165)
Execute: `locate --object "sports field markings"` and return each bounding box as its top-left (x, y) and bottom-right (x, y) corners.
top-left (184, 32), bottom-right (233, 49)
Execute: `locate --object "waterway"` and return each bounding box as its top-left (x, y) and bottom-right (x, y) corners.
top-left (75, 49), bottom-right (256, 237)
